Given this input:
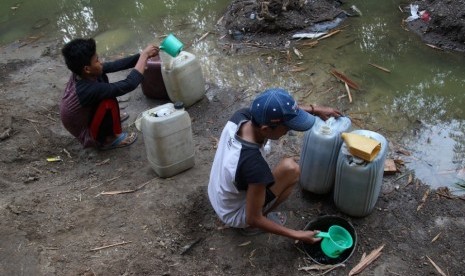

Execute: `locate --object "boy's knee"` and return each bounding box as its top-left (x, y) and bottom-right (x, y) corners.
top-left (280, 157), bottom-right (300, 179)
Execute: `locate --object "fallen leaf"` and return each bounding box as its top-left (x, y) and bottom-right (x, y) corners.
top-left (289, 66), bottom-right (306, 72)
top-left (293, 47), bottom-right (303, 59)
top-left (431, 233), bottom-right (441, 243)
top-left (95, 158), bottom-right (110, 166)
top-left (421, 189), bottom-right (430, 202)
top-left (100, 190), bottom-right (135, 195)
top-left (360, 252), bottom-right (366, 262)
top-left (238, 241), bottom-right (251, 247)
top-left (90, 241), bottom-right (132, 251)
top-left (302, 41), bottom-right (318, 47)
top-left (349, 244), bottom-right (384, 276)
top-left (298, 264), bottom-right (341, 271)
top-left (317, 29), bottom-right (341, 40)
top-left (197, 32), bottom-right (209, 42)
top-left (426, 256), bottom-right (447, 276)
top-left (368, 63), bottom-right (391, 73)
top-left (426, 44), bottom-right (443, 50)
top-left (394, 159), bottom-right (405, 166)
top-left (396, 148), bottom-right (411, 156)
top-left (345, 82), bottom-right (352, 103)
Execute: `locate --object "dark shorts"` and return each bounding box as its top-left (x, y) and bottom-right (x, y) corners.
top-left (264, 186), bottom-right (276, 210)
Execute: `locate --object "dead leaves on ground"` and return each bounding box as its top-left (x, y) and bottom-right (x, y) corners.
top-left (298, 244), bottom-right (385, 275)
top-left (89, 241), bottom-right (132, 252)
top-left (368, 63), bottom-right (391, 73)
top-left (298, 263), bottom-right (345, 273)
top-left (330, 69), bottom-right (360, 90)
top-left (349, 244), bottom-right (385, 276)
top-left (426, 256), bottom-right (447, 276)
top-left (293, 47), bottom-right (304, 59)
top-left (417, 188), bottom-right (430, 211)
top-left (96, 179), bottom-right (152, 197)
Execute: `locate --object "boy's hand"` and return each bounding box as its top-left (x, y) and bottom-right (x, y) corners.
top-left (142, 45), bottom-right (159, 59)
top-left (295, 230), bottom-right (322, 244)
top-left (314, 106), bottom-right (342, 121)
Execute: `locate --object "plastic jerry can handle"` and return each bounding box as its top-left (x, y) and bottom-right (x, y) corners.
top-left (154, 107), bottom-right (174, 117)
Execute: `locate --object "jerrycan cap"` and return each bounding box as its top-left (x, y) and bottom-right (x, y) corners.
top-left (174, 102), bottom-right (185, 109)
top-left (320, 117), bottom-right (335, 135)
top-left (320, 125), bottom-right (332, 135)
top-left (351, 156), bottom-right (366, 165)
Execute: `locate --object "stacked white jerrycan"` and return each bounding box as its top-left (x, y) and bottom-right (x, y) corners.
top-left (299, 116), bottom-right (352, 194)
top-left (140, 102), bottom-right (195, 178)
top-left (333, 130), bottom-right (388, 217)
top-left (160, 51), bottom-right (205, 107)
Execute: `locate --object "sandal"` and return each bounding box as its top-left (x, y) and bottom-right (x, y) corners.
top-left (239, 211), bottom-right (287, 236)
top-left (267, 211), bottom-right (287, 225)
top-left (120, 112), bottom-right (129, 122)
top-left (99, 132), bottom-right (137, 150)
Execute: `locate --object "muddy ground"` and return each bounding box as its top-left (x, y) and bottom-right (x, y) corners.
top-left (406, 0), bottom-right (465, 52)
top-left (1, 1), bottom-right (465, 275)
top-left (223, 0), bottom-right (465, 52)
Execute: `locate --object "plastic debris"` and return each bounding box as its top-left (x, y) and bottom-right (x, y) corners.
top-left (264, 140), bottom-right (271, 156)
top-left (351, 5), bottom-right (362, 16)
top-left (405, 4), bottom-right (419, 22)
top-left (292, 32), bottom-right (327, 39)
top-left (420, 10), bottom-right (431, 22)
top-left (46, 156), bottom-right (62, 162)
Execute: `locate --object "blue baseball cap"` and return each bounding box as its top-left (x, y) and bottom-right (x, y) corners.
top-left (250, 88), bottom-right (315, 131)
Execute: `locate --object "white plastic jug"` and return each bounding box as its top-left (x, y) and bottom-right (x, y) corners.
top-left (299, 116), bottom-right (352, 194)
top-left (140, 102), bottom-right (195, 178)
top-left (333, 130), bottom-right (388, 217)
top-left (161, 51), bottom-right (205, 107)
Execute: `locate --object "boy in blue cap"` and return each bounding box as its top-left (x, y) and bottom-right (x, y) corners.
top-left (208, 88), bottom-right (342, 243)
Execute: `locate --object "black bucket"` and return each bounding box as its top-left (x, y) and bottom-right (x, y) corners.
top-left (301, 215), bottom-right (357, 265)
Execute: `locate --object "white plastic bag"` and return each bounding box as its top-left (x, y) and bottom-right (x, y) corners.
top-left (406, 4), bottom-right (419, 22)
top-left (264, 140), bottom-right (271, 156)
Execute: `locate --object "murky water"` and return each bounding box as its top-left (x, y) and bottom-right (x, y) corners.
top-left (1, 0), bottom-right (464, 194)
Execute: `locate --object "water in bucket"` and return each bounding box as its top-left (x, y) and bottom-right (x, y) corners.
top-left (316, 225), bottom-right (353, 258)
top-left (302, 215), bottom-right (357, 265)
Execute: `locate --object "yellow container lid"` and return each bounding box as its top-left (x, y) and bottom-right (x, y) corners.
top-left (341, 132), bottom-right (381, 162)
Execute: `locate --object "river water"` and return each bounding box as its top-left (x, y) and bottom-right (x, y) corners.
top-left (1, 0), bottom-right (464, 194)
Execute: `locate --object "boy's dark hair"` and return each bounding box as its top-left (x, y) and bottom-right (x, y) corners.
top-left (61, 38), bottom-right (96, 75)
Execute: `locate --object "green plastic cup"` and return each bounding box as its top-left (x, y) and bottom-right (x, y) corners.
top-left (316, 225), bottom-right (353, 258)
top-left (160, 33), bottom-right (184, 57)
